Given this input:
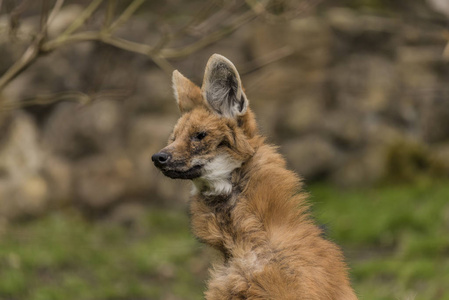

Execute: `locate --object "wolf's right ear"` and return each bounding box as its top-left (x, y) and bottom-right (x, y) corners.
top-left (172, 70), bottom-right (203, 113)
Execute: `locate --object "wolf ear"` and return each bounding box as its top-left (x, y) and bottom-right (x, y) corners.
top-left (172, 70), bottom-right (203, 113)
top-left (202, 54), bottom-right (248, 119)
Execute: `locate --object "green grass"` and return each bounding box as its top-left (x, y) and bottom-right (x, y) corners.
top-left (312, 180), bottom-right (449, 300)
top-left (0, 180), bottom-right (448, 300)
top-left (0, 209), bottom-right (209, 300)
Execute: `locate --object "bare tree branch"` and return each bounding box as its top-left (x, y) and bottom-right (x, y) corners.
top-left (0, 0), bottom-right (321, 105)
top-left (240, 46), bottom-right (294, 75)
top-left (0, 40), bottom-right (41, 91)
top-left (170, 1), bottom-right (217, 39)
top-left (103, 0), bottom-right (117, 29)
top-left (107, 0), bottom-right (145, 33)
top-left (0, 89), bottom-right (130, 111)
top-left (47, 0), bottom-right (65, 27)
top-left (245, 0), bottom-right (322, 23)
top-left (0, 0), bottom-right (104, 92)
top-left (160, 10), bottom-right (257, 59)
top-left (59, 0), bottom-right (104, 37)
top-left (40, 0), bottom-right (50, 34)
top-left (7, 0), bottom-right (29, 39)
top-left (187, 2), bottom-right (244, 37)
top-left (0, 0), bottom-right (70, 92)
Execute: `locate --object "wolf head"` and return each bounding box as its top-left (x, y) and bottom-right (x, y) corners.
top-left (152, 54), bottom-right (257, 195)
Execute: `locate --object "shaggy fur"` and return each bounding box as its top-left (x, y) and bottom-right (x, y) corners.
top-left (152, 54), bottom-right (358, 299)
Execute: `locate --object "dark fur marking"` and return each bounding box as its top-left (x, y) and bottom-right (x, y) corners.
top-left (218, 139), bottom-right (231, 148)
top-left (231, 130), bottom-right (237, 147)
top-left (238, 95), bottom-right (245, 113)
top-left (237, 117), bottom-right (244, 127)
top-left (200, 183), bottom-right (245, 260)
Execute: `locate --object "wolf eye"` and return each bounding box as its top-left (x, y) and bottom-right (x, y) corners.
top-left (193, 131), bottom-right (207, 141)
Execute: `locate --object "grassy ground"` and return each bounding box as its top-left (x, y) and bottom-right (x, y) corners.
top-left (0, 180), bottom-right (448, 300)
top-left (312, 180), bottom-right (449, 300)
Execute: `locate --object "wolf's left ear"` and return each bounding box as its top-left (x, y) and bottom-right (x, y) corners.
top-left (172, 70), bottom-right (203, 113)
top-left (202, 54), bottom-right (248, 119)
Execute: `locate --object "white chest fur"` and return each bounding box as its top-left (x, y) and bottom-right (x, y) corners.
top-left (192, 154), bottom-right (242, 196)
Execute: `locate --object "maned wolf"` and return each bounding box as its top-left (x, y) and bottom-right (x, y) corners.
top-left (152, 54), bottom-right (358, 299)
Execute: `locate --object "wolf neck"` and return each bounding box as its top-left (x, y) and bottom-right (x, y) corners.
top-left (190, 139), bottom-right (310, 257)
top-left (192, 154), bottom-right (243, 196)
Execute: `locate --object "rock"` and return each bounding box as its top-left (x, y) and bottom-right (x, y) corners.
top-left (419, 92), bottom-right (449, 143)
top-left (327, 8), bottom-right (397, 35)
top-left (430, 143), bottom-right (449, 174)
top-left (281, 136), bottom-right (339, 180)
top-left (328, 55), bottom-right (396, 113)
top-left (20, 176), bottom-right (49, 212)
top-left (74, 153), bottom-right (133, 210)
top-left (43, 100), bottom-right (124, 159)
top-left (0, 176), bottom-right (49, 219)
top-left (0, 112), bottom-right (48, 219)
top-left (427, 0), bottom-right (449, 16)
top-left (2, 3), bottom-right (449, 216)
top-left (41, 155), bottom-right (73, 205)
top-left (280, 96), bottom-right (324, 138)
top-left (319, 111), bottom-right (365, 147)
top-left (330, 147), bottom-right (387, 186)
top-left (326, 8), bottom-right (359, 30)
top-left (365, 121), bottom-right (405, 146)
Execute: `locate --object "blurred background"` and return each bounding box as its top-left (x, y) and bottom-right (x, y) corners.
top-left (1, 0), bottom-right (449, 299)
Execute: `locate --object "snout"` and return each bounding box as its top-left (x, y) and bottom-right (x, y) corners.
top-left (151, 152), bottom-right (172, 168)
top-left (151, 151), bottom-right (203, 180)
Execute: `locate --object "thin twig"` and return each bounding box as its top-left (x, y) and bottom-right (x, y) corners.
top-left (240, 46), bottom-right (294, 75)
top-left (170, 1), bottom-right (217, 40)
top-left (42, 6), bottom-right (258, 61)
top-left (101, 34), bottom-right (153, 55)
top-left (59, 0), bottom-right (104, 37)
top-left (43, 32), bottom-right (175, 74)
top-left (40, 0), bottom-right (50, 33)
top-left (107, 0), bottom-right (145, 33)
top-left (150, 21), bottom-right (171, 54)
top-left (0, 0), bottom-right (104, 93)
top-left (42, 31), bottom-right (153, 54)
top-left (103, 0), bottom-right (117, 29)
top-left (42, 31), bottom-right (101, 51)
top-left (1, 0), bottom-right (290, 97)
top-left (188, 1), bottom-right (244, 37)
top-left (8, 0), bottom-right (29, 38)
top-left (245, 0), bottom-right (321, 23)
top-left (150, 55), bottom-right (175, 75)
top-left (0, 89), bottom-right (130, 111)
top-left (0, 40), bottom-right (43, 91)
top-left (160, 10), bottom-right (257, 58)
top-left (47, 0), bottom-right (65, 27)
top-left (0, 0), bottom-right (58, 92)
top-left (40, 0), bottom-right (65, 36)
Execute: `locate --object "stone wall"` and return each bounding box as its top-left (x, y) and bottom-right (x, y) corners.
top-left (1, 3), bottom-right (448, 220)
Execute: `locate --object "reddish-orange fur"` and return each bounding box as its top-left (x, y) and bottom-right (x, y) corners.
top-left (153, 55), bottom-right (358, 299)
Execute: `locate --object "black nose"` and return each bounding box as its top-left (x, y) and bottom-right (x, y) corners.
top-left (152, 152), bottom-right (171, 167)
